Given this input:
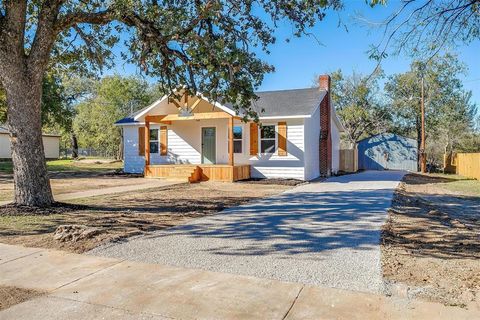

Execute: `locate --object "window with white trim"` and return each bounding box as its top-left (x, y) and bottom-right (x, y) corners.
top-left (150, 129), bottom-right (159, 154)
top-left (233, 126), bottom-right (242, 153)
top-left (260, 125), bottom-right (275, 153)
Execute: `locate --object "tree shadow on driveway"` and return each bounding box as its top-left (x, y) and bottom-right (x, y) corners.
top-left (141, 188), bottom-right (397, 256)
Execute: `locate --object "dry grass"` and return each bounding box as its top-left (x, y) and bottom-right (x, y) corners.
top-left (0, 169), bottom-right (145, 203)
top-left (382, 173), bottom-right (480, 308)
top-left (0, 286), bottom-right (44, 311)
top-left (0, 159), bottom-right (122, 174)
top-left (0, 182), bottom-right (290, 253)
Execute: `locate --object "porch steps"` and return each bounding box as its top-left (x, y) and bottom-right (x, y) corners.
top-left (151, 165), bottom-right (202, 183)
top-left (145, 164), bottom-right (251, 182)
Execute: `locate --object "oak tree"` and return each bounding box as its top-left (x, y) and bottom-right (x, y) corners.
top-left (0, 0), bottom-right (341, 206)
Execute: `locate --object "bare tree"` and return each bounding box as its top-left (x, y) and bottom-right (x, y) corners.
top-left (368, 0), bottom-right (480, 64)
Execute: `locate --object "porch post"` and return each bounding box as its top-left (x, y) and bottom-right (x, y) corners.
top-left (145, 120), bottom-right (150, 166)
top-left (228, 116), bottom-right (234, 166)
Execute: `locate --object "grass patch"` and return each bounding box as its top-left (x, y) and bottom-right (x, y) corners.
top-left (438, 179), bottom-right (480, 196)
top-left (0, 214), bottom-right (63, 234)
top-left (0, 159), bottom-right (122, 174)
top-left (0, 161), bottom-right (13, 173)
top-left (0, 286), bottom-right (44, 311)
top-left (427, 173), bottom-right (480, 196)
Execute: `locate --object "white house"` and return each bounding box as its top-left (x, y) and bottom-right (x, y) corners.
top-left (0, 126), bottom-right (60, 159)
top-left (116, 75), bottom-right (344, 182)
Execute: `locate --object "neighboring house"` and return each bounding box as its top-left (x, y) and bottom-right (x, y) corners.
top-left (115, 75), bottom-right (344, 182)
top-left (0, 126), bottom-right (60, 159)
top-left (357, 133), bottom-right (418, 171)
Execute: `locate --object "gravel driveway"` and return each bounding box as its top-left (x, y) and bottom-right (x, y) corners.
top-left (90, 170), bottom-right (405, 293)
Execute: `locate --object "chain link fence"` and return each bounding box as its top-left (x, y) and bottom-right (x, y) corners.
top-left (60, 147), bottom-right (119, 159)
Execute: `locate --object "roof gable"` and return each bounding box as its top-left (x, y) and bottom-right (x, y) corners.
top-left (116, 87), bottom-right (328, 125)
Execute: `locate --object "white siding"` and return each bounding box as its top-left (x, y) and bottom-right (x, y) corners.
top-left (123, 126), bottom-right (145, 173)
top-left (331, 111), bottom-right (341, 174)
top-left (123, 119), bottom-right (308, 180)
top-left (235, 119), bottom-right (305, 180)
top-left (123, 119), bottom-right (230, 173)
top-left (303, 105), bottom-right (320, 180)
top-left (42, 136), bottom-right (60, 159)
top-left (0, 133), bottom-right (59, 159)
top-left (0, 134), bottom-right (10, 158)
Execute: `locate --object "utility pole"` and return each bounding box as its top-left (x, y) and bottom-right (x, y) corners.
top-left (420, 76), bottom-right (427, 173)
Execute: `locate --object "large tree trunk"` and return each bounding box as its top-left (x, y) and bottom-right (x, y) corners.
top-left (6, 76), bottom-right (54, 207)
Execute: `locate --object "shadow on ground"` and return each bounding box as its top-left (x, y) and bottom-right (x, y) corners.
top-left (133, 188), bottom-right (399, 256)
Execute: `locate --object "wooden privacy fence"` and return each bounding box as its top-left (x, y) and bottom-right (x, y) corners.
top-left (339, 148), bottom-right (358, 173)
top-left (445, 153), bottom-right (480, 180)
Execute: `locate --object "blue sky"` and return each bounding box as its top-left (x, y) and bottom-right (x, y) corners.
top-left (109, 1), bottom-right (480, 107)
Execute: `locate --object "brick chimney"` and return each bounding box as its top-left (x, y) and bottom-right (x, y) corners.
top-left (318, 75), bottom-right (332, 176)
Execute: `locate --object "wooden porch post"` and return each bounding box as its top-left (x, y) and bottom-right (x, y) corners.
top-left (145, 120), bottom-right (150, 166)
top-left (228, 116), bottom-right (234, 166)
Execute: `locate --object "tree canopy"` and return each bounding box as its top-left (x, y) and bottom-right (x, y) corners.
top-left (73, 75), bottom-right (160, 158)
top-left (1, 0), bottom-right (343, 116)
top-left (329, 69), bottom-right (389, 147)
top-left (385, 54), bottom-right (478, 166)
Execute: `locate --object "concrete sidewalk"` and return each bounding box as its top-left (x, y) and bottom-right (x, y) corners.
top-left (0, 179), bottom-right (180, 206)
top-left (0, 244), bottom-right (477, 319)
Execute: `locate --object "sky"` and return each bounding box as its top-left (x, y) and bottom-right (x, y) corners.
top-left (108, 0), bottom-right (480, 108)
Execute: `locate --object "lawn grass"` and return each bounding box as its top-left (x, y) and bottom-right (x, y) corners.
top-left (0, 159), bottom-right (122, 174)
top-left (0, 162), bottom-right (13, 173)
top-left (428, 173), bottom-right (480, 197)
top-left (0, 214), bottom-right (63, 233)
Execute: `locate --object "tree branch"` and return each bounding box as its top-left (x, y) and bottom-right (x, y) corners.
top-left (28, 0), bottom-right (64, 79)
top-left (55, 10), bottom-right (114, 32)
top-left (0, 1), bottom-right (27, 83)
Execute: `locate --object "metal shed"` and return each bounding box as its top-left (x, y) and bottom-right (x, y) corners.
top-left (357, 133), bottom-right (418, 171)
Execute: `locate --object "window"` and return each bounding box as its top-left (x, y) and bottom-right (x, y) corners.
top-left (233, 126), bottom-right (242, 153)
top-left (149, 129), bottom-right (159, 154)
top-left (260, 125), bottom-right (275, 153)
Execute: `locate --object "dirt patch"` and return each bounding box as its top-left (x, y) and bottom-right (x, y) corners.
top-left (382, 173), bottom-right (480, 308)
top-left (0, 202), bottom-right (85, 216)
top-left (0, 174), bottom-right (151, 202)
top-left (0, 286), bottom-right (44, 311)
top-left (0, 182), bottom-right (290, 253)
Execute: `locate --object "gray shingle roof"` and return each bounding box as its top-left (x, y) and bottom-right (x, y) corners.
top-left (116, 87), bottom-right (326, 124)
top-left (250, 87), bottom-right (326, 117)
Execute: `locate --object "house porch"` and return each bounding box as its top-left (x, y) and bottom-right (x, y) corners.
top-left (141, 93), bottom-right (253, 182)
top-left (145, 164), bottom-right (251, 182)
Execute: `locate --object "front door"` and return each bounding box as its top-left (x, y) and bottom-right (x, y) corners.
top-left (201, 127), bottom-right (216, 164)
